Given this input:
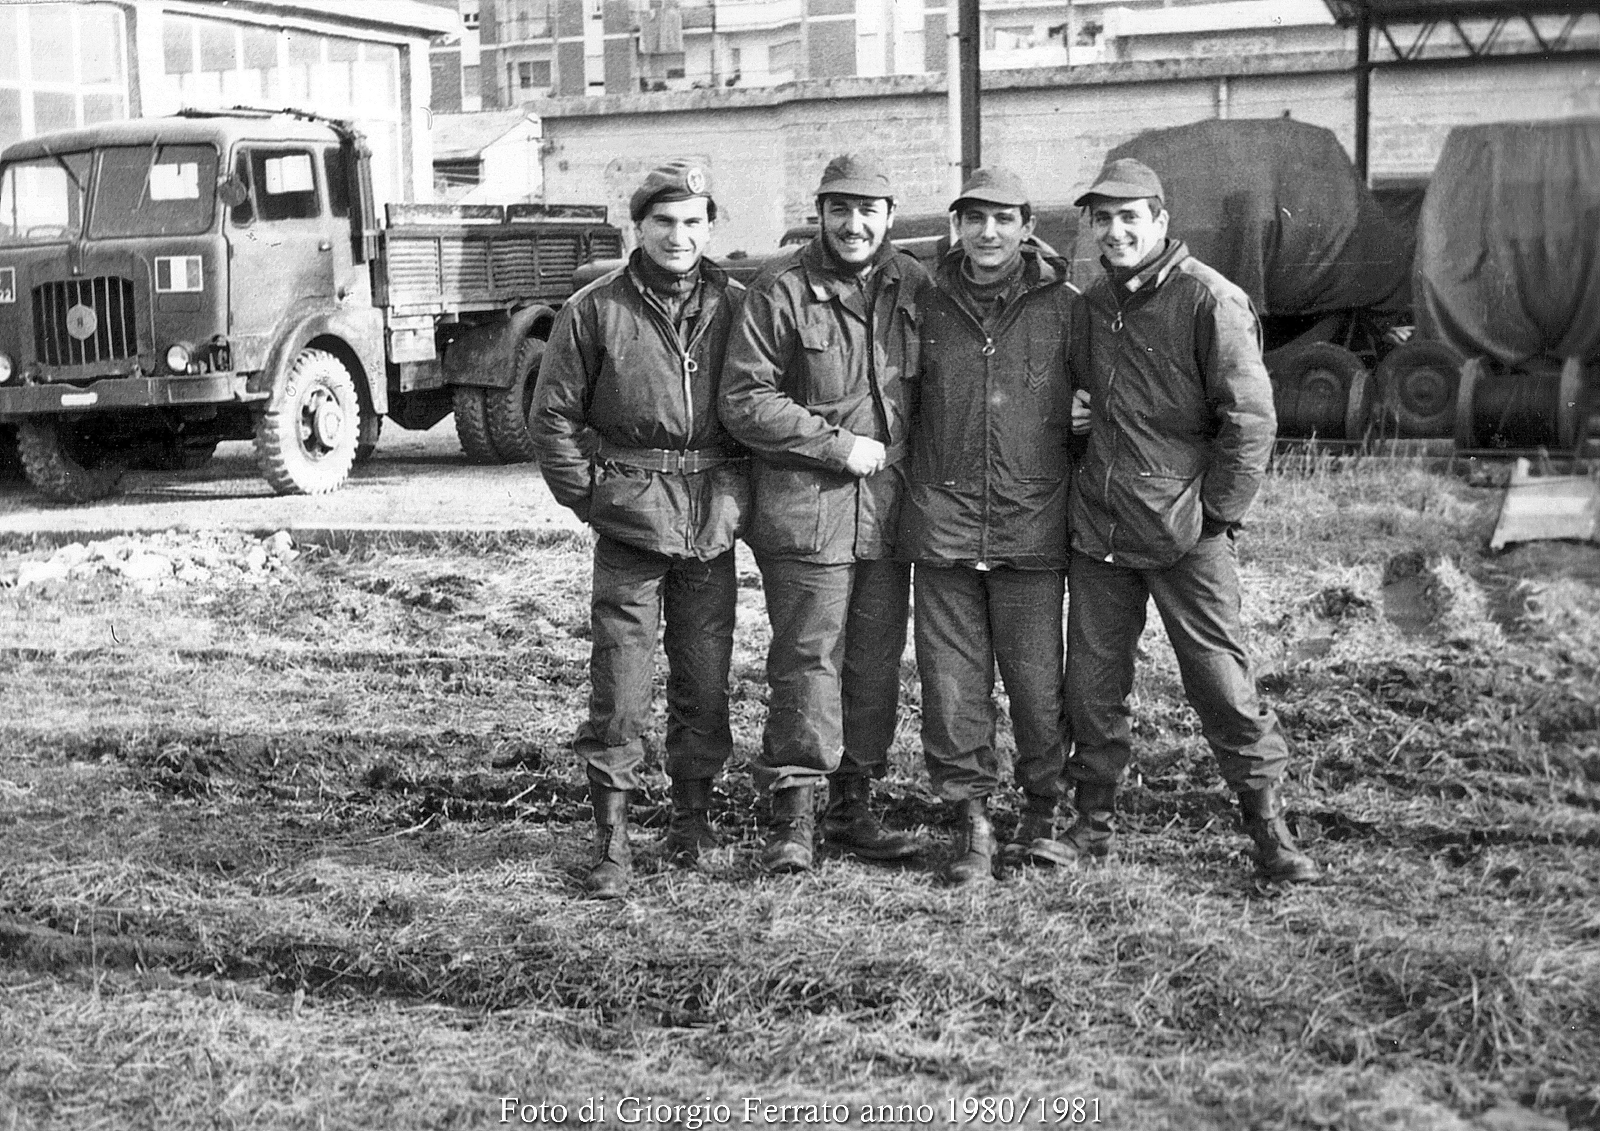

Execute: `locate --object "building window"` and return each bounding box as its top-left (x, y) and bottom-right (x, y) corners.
top-left (0, 2), bottom-right (130, 151)
top-left (516, 59), bottom-right (552, 91)
top-left (989, 25), bottom-right (1041, 51)
top-left (769, 39), bottom-right (800, 74)
top-left (504, 0), bottom-right (552, 43)
top-left (155, 15), bottom-right (404, 206)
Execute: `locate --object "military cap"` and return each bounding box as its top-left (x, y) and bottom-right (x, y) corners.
top-left (951, 165), bottom-right (1030, 211)
top-left (815, 153), bottom-right (894, 200)
top-left (629, 159), bottom-right (714, 222)
top-left (1074, 157), bottom-right (1164, 207)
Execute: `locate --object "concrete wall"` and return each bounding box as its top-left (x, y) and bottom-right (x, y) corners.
top-left (536, 52), bottom-right (1600, 255)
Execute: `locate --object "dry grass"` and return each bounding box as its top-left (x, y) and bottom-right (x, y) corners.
top-left (2, 459), bottom-right (1598, 1130)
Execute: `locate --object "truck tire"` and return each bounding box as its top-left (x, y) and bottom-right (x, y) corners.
top-left (1270, 343), bottom-right (1368, 440)
top-left (1375, 341), bottom-right (1461, 437)
top-left (355, 411), bottom-right (383, 464)
top-left (453, 384), bottom-right (498, 464)
top-left (254, 347), bottom-right (360, 495)
top-left (15, 419), bottom-right (126, 503)
top-left (483, 335), bottom-right (544, 464)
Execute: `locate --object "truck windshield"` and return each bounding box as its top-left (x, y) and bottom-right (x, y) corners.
top-left (90, 144), bottom-right (219, 238)
top-left (0, 152), bottom-right (92, 244)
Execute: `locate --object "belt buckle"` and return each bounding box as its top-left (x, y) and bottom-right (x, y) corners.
top-left (667, 449), bottom-right (690, 473)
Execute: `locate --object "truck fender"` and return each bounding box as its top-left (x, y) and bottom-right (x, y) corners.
top-left (442, 305), bottom-right (557, 390)
top-left (247, 302), bottom-right (389, 416)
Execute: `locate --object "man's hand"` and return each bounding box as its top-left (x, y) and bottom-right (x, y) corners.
top-left (1071, 389), bottom-right (1093, 435)
top-left (843, 435), bottom-right (888, 477)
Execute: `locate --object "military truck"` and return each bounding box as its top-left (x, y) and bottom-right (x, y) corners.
top-left (0, 108), bottom-right (621, 501)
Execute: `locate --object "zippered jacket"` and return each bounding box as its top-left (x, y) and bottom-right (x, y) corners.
top-left (719, 237), bottom-right (928, 563)
top-left (1069, 239), bottom-right (1276, 570)
top-left (532, 252), bottom-right (747, 561)
top-left (900, 244), bottom-right (1084, 568)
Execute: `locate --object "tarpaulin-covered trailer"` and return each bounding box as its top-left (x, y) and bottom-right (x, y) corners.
top-left (1104, 118), bottom-right (1423, 440)
top-left (1415, 118), bottom-right (1600, 454)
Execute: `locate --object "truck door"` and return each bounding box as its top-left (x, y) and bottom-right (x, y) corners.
top-left (225, 145), bottom-right (336, 339)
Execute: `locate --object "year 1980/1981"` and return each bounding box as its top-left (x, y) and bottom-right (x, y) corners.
top-left (944, 1096), bottom-right (1103, 1124)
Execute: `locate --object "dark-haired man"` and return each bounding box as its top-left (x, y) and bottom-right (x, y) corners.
top-left (1063, 157), bottom-right (1319, 883)
top-left (900, 165), bottom-right (1082, 885)
top-left (720, 154), bottom-right (929, 872)
top-left (532, 160), bottom-right (747, 899)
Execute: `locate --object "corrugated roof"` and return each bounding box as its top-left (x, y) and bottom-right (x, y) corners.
top-left (1325, 0), bottom-right (1596, 26)
top-left (432, 111), bottom-right (536, 161)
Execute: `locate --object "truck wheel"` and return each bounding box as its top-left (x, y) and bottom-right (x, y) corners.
top-left (355, 411), bottom-right (383, 464)
top-left (254, 347), bottom-right (360, 495)
top-left (1375, 341), bottom-right (1461, 437)
top-left (1270, 343), bottom-right (1368, 440)
top-left (453, 385), bottom-right (498, 464)
top-left (15, 419), bottom-right (126, 503)
top-left (483, 336), bottom-right (544, 464)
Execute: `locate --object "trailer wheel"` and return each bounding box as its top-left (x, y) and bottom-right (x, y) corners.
top-left (1270, 343), bottom-right (1368, 440)
top-left (355, 411), bottom-right (383, 464)
top-left (453, 385), bottom-right (499, 463)
top-left (483, 335), bottom-right (544, 464)
top-left (15, 419), bottom-right (126, 503)
top-left (1375, 341), bottom-right (1461, 437)
top-left (254, 347), bottom-right (360, 495)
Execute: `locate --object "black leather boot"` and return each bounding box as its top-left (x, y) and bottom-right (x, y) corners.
top-left (1002, 792), bottom-right (1073, 867)
top-left (1059, 781), bottom-right (1116, 863)
top-left (762, 785), bottom-right (816, 873)
top-left (820, 772), bottom-right (917, 861)
top-left (585, 784), bottom-right (631, 899)
top-left (944, 797), bottom-right (996, 886)
top-left (1238, 786), bottom-right (1320, 883)
top-left (663, 778), bottom-right (717, 867)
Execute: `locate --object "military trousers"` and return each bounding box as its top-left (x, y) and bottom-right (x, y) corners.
top-left (752, 554), bottom-right (912, 793)
top-left (1065, 535), bottom-right (1288, 793)
top-left (914, 564), bottom-right (1069, 802)
top-left (575, 534), bottom-right (736, 792)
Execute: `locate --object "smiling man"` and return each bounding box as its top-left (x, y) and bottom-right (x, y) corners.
top-left (900, 166), bottom-right (1084, 884)
top-left (531, 160), bottom-right (748, 898)
top-left (1062, 157), bottom-right (1320, 884)
top-left (720, 154), bottom-right (929, 872)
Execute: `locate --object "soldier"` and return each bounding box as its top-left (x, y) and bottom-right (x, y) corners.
top-left (900, 166), bottom-right (1083, 885)
top-left (1063, 157), bottom-right (1319, 883)
top-left (719, 154), bottom-right (929, 872)
top-left (531, 160), bottom-right (748, 899)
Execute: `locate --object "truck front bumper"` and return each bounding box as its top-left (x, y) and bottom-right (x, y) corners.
top-left (0, 373), bottom-right (264, 423)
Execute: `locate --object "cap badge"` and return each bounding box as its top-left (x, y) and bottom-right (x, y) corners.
top-left (685, 168), bottom-right (707, 194)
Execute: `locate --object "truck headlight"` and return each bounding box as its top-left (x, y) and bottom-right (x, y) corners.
top-left (0, 353), bottom-right (12, 384)
top-left (165, 343), bottom-right (193, 373)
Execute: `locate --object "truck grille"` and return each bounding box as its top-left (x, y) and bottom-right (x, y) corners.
top-left (33, 276), bottom-right (139, 367)
top-left (588, 230), bottom-right (623, 261)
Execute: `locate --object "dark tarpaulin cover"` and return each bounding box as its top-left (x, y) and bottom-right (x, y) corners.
top-left (1103, 118), bottom-right (1413, 317)
top-left (1415, 119), bottom-right (1600, 367)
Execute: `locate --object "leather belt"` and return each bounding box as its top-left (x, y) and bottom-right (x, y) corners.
top-left (598, 440), bottom-right (745, 474)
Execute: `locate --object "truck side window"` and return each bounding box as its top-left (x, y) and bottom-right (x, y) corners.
top-left (323, 147), bottom-right (349, 219)
top-left (245, 148), bottom-right (320, 222)
top-left (229, 152), bottom-right (255, 227)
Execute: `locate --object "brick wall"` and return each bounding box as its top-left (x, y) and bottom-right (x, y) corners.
top-left (536, 53), bottom-right (1598, 254)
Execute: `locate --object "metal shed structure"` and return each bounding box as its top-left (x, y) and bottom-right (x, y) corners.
top-left (1323, 0), bottom-right (1600, 180)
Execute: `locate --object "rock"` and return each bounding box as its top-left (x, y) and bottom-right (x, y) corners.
top-left (50, 542), bottom-right (90, 568)
top-left (1477, 1102), bottom-right (1568, 1131)
top-left (16, 559), bottom-right (71, 588)
top-left (117, 553), bottom-right (175, 583)
top-left (244, 545), bottom-right (269, 572)
top-left (266, 531), bottom-right (298, 560)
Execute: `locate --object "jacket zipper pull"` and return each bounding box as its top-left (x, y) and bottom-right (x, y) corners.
top-left (981, 337), bottom-right (995, 357)
top-left (1112, 310), bottom-right (1123, 333)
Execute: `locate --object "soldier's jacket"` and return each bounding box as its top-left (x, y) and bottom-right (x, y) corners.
top-left (718, 237), bottom-right (928, 564)
top-left (1070, 238), bottom-right (1276, 570)
top-left (531, 252), bottom-right (747, 561)
top-left (900, 243), bottom-right (1083, 569)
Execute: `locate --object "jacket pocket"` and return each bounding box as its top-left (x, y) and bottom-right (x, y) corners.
top-left (1115, 471), bottom-right (1204, 561)
top-left (696, 462), bottom-right (751, 558)
top-left (797, 320), bottom-right (849, 405)
top-left (750, 463), bottom-right (824, 556)
top-left (589, 462), bottom-right (670, 551)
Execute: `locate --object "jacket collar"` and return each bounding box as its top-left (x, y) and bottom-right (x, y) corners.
top-left (935, 240), bottom-right (1067, 296)
top-left (799, 234), bottom-right (904, 307)
top-left (1101, 238), bottom-right (1188, 297)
